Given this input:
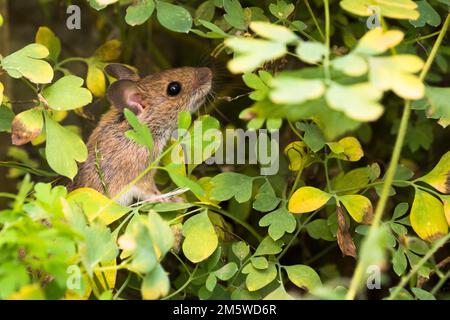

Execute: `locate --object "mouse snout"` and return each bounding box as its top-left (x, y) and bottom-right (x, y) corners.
top-left (194, 67), bottom-right (212, 88)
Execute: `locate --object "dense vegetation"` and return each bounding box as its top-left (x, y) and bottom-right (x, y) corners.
top-left (0, 0), bottom-right (449, 300)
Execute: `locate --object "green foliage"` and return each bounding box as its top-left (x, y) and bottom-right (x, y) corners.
top-left (0, 0), bottom-right (449, 301)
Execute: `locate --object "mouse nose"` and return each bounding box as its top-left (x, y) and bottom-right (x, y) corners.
top-left (195, 67), bottom-right (212, 87)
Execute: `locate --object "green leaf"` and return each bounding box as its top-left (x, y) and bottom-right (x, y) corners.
top-left (243, 71), bottom-right (271, 101)
top-left (296, 122), bottom-right (325, 152)
top-left (305, 219), bottom-right (334, 241)
top-left (1, 43), bottom-right (53, 84)
top-left (333, 167), bottom-right (372, 195)
top-left (0, 104), bottom-right (14, 133)
top-left (331, 54), bottom-right (368, 76)
top-left (124, 108), bottom-right (154, 153)
top-left (288, 186), bottom-right (332, 214)
top-left (263, 285), bottom-right (294, 300)
top-left (412, 86), bottom-right (450, 128)
top-left (418, 151), bottom-right (450, 194)
top-left (296, 42), bottom-right (328, 64)
top-left (177, 111), bottom-right (192, 131)
top-left (410, 189), bottom-right (448, 242)
top-left (269, 0), bottom-right (295, 20)
top-left (242, 261), bottom-right (277, 291)
top-left (225, 38), bottom-right (287, 73)
top-left (206, 273), bottom-right (217, 291)
top-left (232, 241), bottom-right (250, 260)
top-left (392, 202), bottom-right (409, 220)
top-left (42, 75), bottom-right (92, 110)
top-left (125, 0), bottom-right (155, 26)
top-left (254, 236), bottom-right (282, 256)
top-left (215, 262), bottom-right (238, 280)
top-left (325, 82), bottom-right (384, 121)
top-left (182, 211), bottom-right (218, 263)
top-left (259, 207), bottom-right (296, 240)
top-left (392, 247), bottom-right (407, 276)
top-left (210, 172), bottom-right (253, 203)
top-left (165, 163), bottom-right (205, 198)
top-left (142, 264), bottom-right (170, 300)
top-left (80, 222), bottom-right (118, 274)
top-left (253, 180), bottom-right (280, 212)
top-left (223, 0), bottom-right (246, 30)
top-left (44, 113), bottom-right (87, 179)
top-left (284, 265), bottom-right (322, 291)
top-left (156, 0), bottom-right (192, 33)
top-left (411, 287), bottom-right (436, 300)
top-left (410, 0), bottom-right (441, 27)
top-left (35, 26), bottom-right (61, 62)
top-left (195, 1), bottom-right (216, 23)
top-left (251, 257), bottom-right (268, 270)
top-left (270, 77), bottom-right (325, 104)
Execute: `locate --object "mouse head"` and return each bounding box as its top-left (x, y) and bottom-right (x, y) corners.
top-left (105, 64), bottom-right (212, 118)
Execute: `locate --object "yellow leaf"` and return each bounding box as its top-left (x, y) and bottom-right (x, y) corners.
top-left (8, 284), bottom-right (44, 300)
top-left (355, 28), bottom-right (404, 55)
top-left (328, 137), bottom-right (364, 162)
top-left (284, 141), bottom-right (308, 171)
top-left (442, 196), bottom-right (450, 226)
top-left (95, 259), bottom-right (117, 291)
top-left (87, 61), bottom-right (106, 97)
top-left (0, 82), bottom-right (3, 104)
top-left (35, 26), bottom-right (61, 62)
top-left (288, 186), bottom-right (332, 214)
top-left (339, 194), bottom-right (373, 224)
top-left (67, 188), bottom-right (129, 225)
top-left (369, 55), bottom-right (424, 100)
top-left (418, 151), bottom-right (450, 194)
top-left (410, 189), bottom-right (448, 242)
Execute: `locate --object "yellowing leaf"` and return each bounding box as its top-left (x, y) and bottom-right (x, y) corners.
top-left (225, 38), bottom-right (287, 73)
top-left (67, 188), bottom-right (129, 225)
top-left (325, 82), bottom-right (384, 121)
top-left (288, 186), bottom-right (332, 214)
top-left (7, 284), bottom-right (44, 300)
top-left (142, 264), bottom-right (170, 300)
top-left (94, 39), bottom-right (122, 62)
top-left (340, 194), bottom-right (373, 224)
top-left (284, 141), bottom-right (309, 171)
top-left (250, 21), bottom-right (297, 43)
top-left (182, 211), bottom-right (218, 263)
top-left (284, 265), bottom-right (322, 291)
top-left (410, 189), bottom-right (448, 242)
top-left (270, 77), bottom-right (325, 104)
top-left (242, 261), bottom-right (277, 291)
top-left (11, 108), bottom-right (44, 145)
top-left (418, 151), bottom-right (450, 194)
top-left (328, 137), bottom-right (364, 162)
top-left (1, 43), bottom-right (53, 84)
top-left (355, 28), bottom-right (404, 55)
top-left (340, 0), bottom-right (419, 20)
top-left (442, 195), bottom-right (450, 226)
top-left (87, 61), bottom-right (106, 97)
top-left (35, 26), bottom-right (61, 62)
top-left (369, 55), bottom-right (424, 100)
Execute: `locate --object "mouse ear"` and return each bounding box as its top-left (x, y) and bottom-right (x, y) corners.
top-left (107, 79), bottom-right (143, 114)
top-left (104, 63), bottom-right (140, 81)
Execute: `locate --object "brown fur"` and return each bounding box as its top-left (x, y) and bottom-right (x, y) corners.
top-left (68, 66), bottom-right (212, 205)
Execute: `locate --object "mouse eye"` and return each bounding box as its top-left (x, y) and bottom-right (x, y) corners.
top-left (167, 81), bottom-right (182, 96)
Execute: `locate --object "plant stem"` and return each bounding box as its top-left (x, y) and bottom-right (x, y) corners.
top-left (345, 13), bottom-right (450, 300)
top-left (304, 0), bottom-right (325, 40)
top-left (388, 233), bottom-right (450, 300)
top-left (431, 268), bottom-right (450, 296)
top-left (323, 0), bottom-right (331, 83)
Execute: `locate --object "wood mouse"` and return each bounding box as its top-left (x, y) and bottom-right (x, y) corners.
top-left (68, 64), bottom-right (213, 205)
